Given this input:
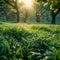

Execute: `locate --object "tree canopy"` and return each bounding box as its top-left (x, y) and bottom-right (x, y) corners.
top-left (37, 0), bottom-right (60, 24)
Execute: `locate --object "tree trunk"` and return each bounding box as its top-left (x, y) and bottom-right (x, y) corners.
top-left (15, 0), bottom-right (20, 22)
top-left (23, 8), bottom-right (28, 22)
top-left (16, 8), bottom-right (20, 22)
top-left (51, 9), bottom-right (60, 24)
top-left (51, 10), bottom-right (56, 24)
top-left (35, 6), bottom-right (40, 22)
top-left (36, 10), bottom-right (40, 22)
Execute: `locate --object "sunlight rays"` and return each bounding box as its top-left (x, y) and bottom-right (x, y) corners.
top-left (18, 0), bottom-right (35, 9)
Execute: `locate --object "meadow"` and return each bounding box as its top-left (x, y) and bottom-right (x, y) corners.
top-left (0, 22), bottom-right (60, 60)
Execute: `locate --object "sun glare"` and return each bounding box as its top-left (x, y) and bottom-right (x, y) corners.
top-left (18, 0), bottom-right (34, 9)
top-left (23, 0), bottom-right (33, 7)
top-left (18, 0), bottom-right (22, 3)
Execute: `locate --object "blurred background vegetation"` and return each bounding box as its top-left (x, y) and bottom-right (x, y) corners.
top-left (0, 0), bottom-right (60, 24)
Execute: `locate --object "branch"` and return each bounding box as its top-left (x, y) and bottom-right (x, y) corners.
top-left (4, 0), bottom-right (15, 8)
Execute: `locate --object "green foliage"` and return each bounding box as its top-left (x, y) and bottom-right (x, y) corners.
top-left (0, 22), bottom-right (60, 60)
top-left (37, 0), bottom-right (60, 12)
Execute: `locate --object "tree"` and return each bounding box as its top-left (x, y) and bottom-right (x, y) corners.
top-left (34, 1), bottom-right (40, 22)
top-left (24, 8), bottom-right (29, 22)
top-left (37, 0), bottom-right (60, 24)
top-left (4, 0), bottom-right (20, 22)
top-left (36, 8), bottom-right (40, 22)
top-left (22, 3), bottom-right (29, 22)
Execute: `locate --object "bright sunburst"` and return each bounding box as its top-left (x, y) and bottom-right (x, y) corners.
top-left (23, 0), bottom-right (33, 7)
top-left (18, 0), bottom-right (34, 9)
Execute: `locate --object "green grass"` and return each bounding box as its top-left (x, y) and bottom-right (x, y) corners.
top-left (0, 22), bottom-right (60, 60)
